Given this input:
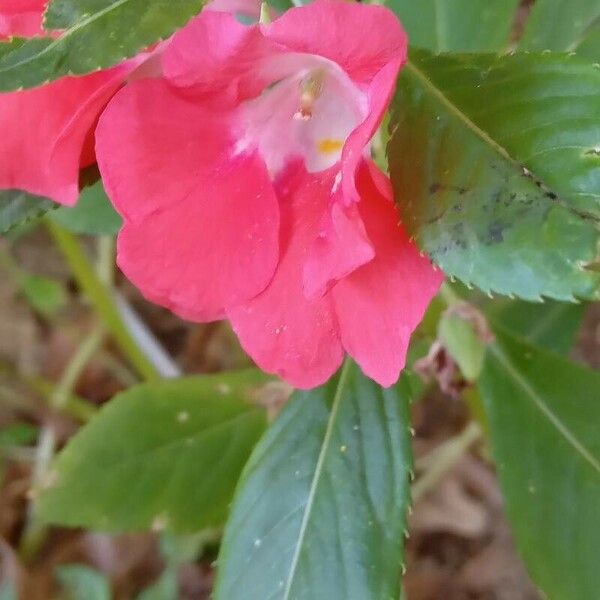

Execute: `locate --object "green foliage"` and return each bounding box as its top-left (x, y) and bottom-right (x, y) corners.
top-left (480, 326), bottom-right (600, 600)
top-left (18, 274), bottom-right (67, 317)
top-left (576, 28), bottom-right (600, 60)
top-left (438, 312), bottom-right (486, 380)
top-left (487, 299), bottom-right (585, 355)
top-left (0, 423), bottom-right (38, 448)
top-left (386, 0), bottom-right (519, 52)
top-left (388, 50), bottom-right (600, 301)
top-left (55, 565), bottom-right (111, 600)
top-left (0, 190), bottom-right (54, 235)
top-left (37, 372), bottom-right (269, 533)
top-left (136, 569), bottom-right (178, 600)
top-left (267, 0), bottom-right (310, 13)
top-left (520, 0), bottom-right (600, 54)
top-left (215, 361), bottom-right (412, 600)
top-left (0, 0), bottom-right (206, 91)
top-left (50, 182), bottom-right (122, 235)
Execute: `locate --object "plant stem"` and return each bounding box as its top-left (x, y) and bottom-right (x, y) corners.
top-left (113, 291), bottom-right (181, 378)
top-left (27, 374), bottom-right (98, 422)
top-left (19, 324), bottom-right (106, 561)
top-left (46, 221), bottom-right (160, 382)
top-left (0, 358), bottom-right (96, 422)
top-left (438, 281), bottom-right (461, 307)
top-left (19, 427), bottom-right (55, 561)
top-left (259, 1), bottom-right (271, 24)
top-left (412, 421), bottom-right (482, 502)
top-left (21, 234), bottom-right (126, 561)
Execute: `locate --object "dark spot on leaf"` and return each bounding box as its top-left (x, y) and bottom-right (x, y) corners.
top-left (429, 183), bottom-right (443, 194)
top-left (486, 221), bottom-right (505, 244)
top-left (445, 222), bottom-right (468, 250)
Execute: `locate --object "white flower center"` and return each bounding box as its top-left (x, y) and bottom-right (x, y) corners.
top-left (236, 53), bottom-right (368, 175)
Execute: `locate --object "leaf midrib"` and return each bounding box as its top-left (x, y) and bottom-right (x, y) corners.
top-left (490, 343), bottom-right (600, 475)
top-left (281, 359), bottom-right (352, 600)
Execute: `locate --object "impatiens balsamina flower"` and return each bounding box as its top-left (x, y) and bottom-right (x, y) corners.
top-left (96, 0), bottom-right (444, 388)
top-left (0, 0), bottom-right (148, 205)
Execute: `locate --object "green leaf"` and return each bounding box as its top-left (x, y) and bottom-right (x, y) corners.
top-left (480, 326), bottom-right (600, 600)
top-left (50, 182), bottom-right (122, 236)
top-left (215, 361), bottom-right (412, 600)
top-left (520, 0), bottom-right (600, 53)
top-left (55, 564), bottom-right (111, 600)
top-left (438, 312), bottom-right (486, 380)
top-left (37, 372), bottom-right (269, 533)
top-left (0, 423), bottom-right (39, 448)
top-left (136, 569), bottom-right (178, 600)
top-left (386, 0), bottom-right (520, 52)
top-left (487, 299), bottom-right (585, 355)
top-left (388, 50), bottom-right (600, 301)
top-left (267, 0), bottom-right (310, 13)
top-left (0, 0), bottom-right (206, 91)
top-left (576, 27), bottom-right (600, 60)
top-left (0, 190), bottom-right (54, 235)
top-left (18, 274), bottom-right (67, 317)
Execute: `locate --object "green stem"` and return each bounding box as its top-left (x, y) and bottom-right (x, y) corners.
top-left (96, 235), bottom-right (115, 285)
top-left (19, 426), bottom-right (55, 561)
top-left (19, 325), bottom-right (106, 560)
top-left (46, 221), bottom-right (160, 382)
top-left (439, 281), bottom-right (461, 307)
top-left (27, 375), bottom-right (97, 422)
top-left (21, 233), bottom-right (131, 561)
top-left (50, 327), bottom-right (105, 410)
top-left (412, 421), bottom-right (481, 502)
top-left (0, 358), bottom-right (96, 423)
top-left (259, 2), bottom-right (270, 24)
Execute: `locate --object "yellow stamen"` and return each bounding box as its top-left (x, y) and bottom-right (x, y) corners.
top-left (317, 138), bottom-right (344, 154)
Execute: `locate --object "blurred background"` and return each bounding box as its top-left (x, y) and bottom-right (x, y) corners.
top-left (0, 214), bottom-right (598, 599)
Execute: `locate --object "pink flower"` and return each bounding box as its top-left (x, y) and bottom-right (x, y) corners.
top-left (206, 0), bottom-right (263, 19)
top-left (0, 1), bottom-right (148, 205)
top-left (0, 0), bottom-right (45, 37)
top-left (96, 0), bottom-right (443, 388)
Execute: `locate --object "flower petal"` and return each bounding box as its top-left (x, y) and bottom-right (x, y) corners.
top-left (265, 0), bottom-right (406, 204)
top-left (97, 78), bottom-right (226, 221)
top-left (96, 78), bottom-right (279, 321)
top-left (303, 185), bottom-right (374, 300)
top-left (0, 0), bottom-right (45, 38)
top-left (332, 162), bottom-right (444, 387)
top-left (264, 0), bottom-right (406, 84)
top-left (0, 67), bottom-right (130, 205)
top-left (228, 165), bottom-right (344, 388)
top-left (207, 0), bottom-right (262, 19)
top-left (161, 11), bottom-right (274, 105)
top-left (340, 61), bottom-right (402, 204)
